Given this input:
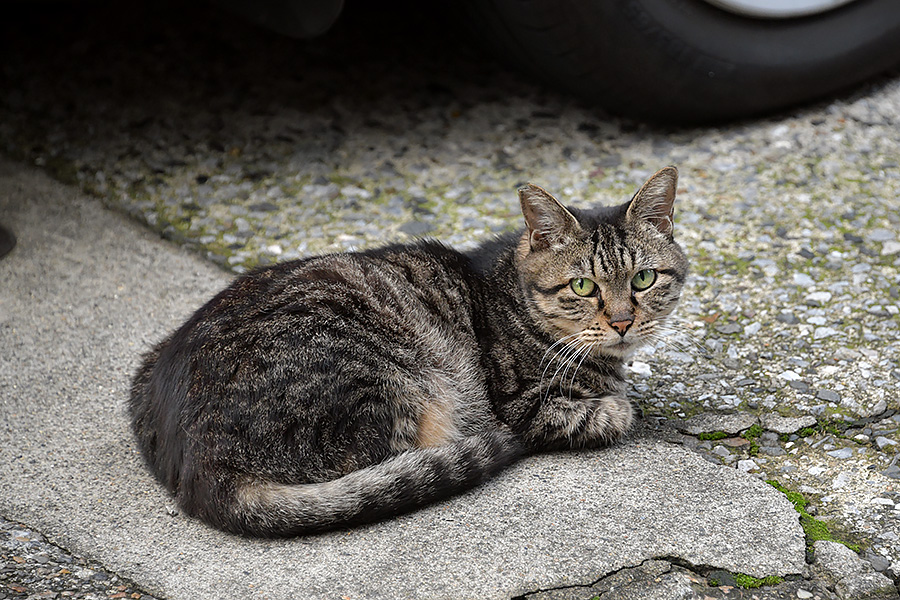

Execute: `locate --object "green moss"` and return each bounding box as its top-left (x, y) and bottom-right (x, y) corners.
top-left (792, 420), bottom-right (850, 441)
top-left (698, 431), bottom-right (728, 441)
top-left (733, 573), bottom-right (784, 589)
top-left (741, 425), bottom-right (762, 456)
top-left (741, 424), bottom-right (763, 439)
top-left (821, 420), bottom-right (848, 437)
top-left (766, 480), bottom-right (861, 553)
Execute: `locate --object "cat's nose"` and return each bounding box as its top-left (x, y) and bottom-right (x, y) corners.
top-left (608, 314), bottom-right (634, 337)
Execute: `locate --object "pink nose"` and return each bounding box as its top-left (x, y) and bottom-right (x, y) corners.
top-left (609, 316), bottom-right (634, 336)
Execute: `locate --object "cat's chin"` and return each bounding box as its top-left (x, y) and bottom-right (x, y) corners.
top-left (597, 339), bottom-right (641, 360)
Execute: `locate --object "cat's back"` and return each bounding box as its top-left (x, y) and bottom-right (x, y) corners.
top-left (160, 239), bottom-right (479, 347)
top-left (128, 240), bottom-right (491, 491)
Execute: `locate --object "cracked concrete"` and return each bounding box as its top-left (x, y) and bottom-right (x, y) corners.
top-left (1, 159), bottom-right (805, 600)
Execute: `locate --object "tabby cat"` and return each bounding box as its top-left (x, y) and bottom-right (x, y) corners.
top-left (129, 167), bottom-right (688, 537)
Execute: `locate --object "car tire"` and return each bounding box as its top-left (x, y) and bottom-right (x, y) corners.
top-left (463, 0), bottom-right (900, 123)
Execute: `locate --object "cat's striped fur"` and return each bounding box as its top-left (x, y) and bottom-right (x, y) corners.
top-left (129, 167), bottom-right (688, 536)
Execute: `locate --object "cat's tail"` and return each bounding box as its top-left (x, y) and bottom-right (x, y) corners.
top-left (206, 430), bottom-right (525, 537)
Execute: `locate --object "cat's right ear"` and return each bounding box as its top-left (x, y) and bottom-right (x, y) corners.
top-left (626, 166), bottom-right (678, 237)
top-left (518, 184), bottom-right (581, 252)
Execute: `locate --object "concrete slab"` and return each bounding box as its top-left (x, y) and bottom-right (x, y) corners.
top-left (0, 159), bottom-right (806, 599)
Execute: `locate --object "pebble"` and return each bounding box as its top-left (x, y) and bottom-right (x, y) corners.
top-left (813, 326), bottom-right (841, 339)
top-left (744, 321), bottom-right (762, 335)
top-left (715, 322), bottom-right (742, 335)
top-left (626, 361), bottom-right (652, 377)
top-left (834, 348), bottom-right (862, 361)
top-left (832, 472), bottom-right (852, 489)
top-left (826, 448), bottom-right (854, 459)
top-left (721, 437), bottom-right (750, 447)
top-left (759, 445), bottom-right (787, 456)
top-left (863, 552), bottom-right (891, 573)
top-left (805, 291), bottom-right (833, 306)
top-left (870, 399), bottom-right (887, 415)
top-left (793, 273), bottom-right (815, 286)
top-left (737, 459), bottom-right (758, 472)
top-left (816, 389), bottom-right (841, 402)
top-left (776, 312), bottom-right (801, 325)
top-left (867, 228), bottom-right (897, 242)
top-left (875, 436), bottom-right (897, 450)
top-left (779, 370), bottom-right (802, 381)
top-left (399, 221), bottom-right (432, 236)
top-left (882, 240), bottom-right (900, 255)
top-left (712, 445), bottom-right (731, 458)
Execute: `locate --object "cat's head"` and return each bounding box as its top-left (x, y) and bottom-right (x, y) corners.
top-left (515, 167), bottom-right (688, 359)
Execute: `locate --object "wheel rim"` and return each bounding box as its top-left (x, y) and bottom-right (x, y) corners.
top-left (702, 0), bottom-right (859, 18)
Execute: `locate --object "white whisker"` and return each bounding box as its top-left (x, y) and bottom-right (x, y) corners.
top-left (559, 341), bottom-right (586, 399)
top-left (547, 343), bottom-right (583, 401)
top-left (539, 333), bottom-right (583, 402)
top-left (567, 341), bottom-right (595, 399)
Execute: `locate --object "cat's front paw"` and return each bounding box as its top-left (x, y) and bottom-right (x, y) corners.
top-left (580, 395), bottom-right (634, 446)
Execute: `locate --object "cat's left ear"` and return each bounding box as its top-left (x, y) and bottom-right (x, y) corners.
top-left (626, 166), bottom-right (678, 237)
top-left (518, 184), bottom-right (581, 251)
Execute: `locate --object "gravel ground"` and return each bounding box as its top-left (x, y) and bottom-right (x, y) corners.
top-left (1, 1), bottom-right (898, 598)
top-left (0, 518), bottom-right (159, 600)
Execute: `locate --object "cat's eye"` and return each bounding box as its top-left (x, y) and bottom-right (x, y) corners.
top-left (570, 277), bottom-right (597, 297)
top-left (631, 269), bottom-right (657, 291)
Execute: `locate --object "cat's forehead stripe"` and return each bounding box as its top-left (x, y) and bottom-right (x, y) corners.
top-left (591, 224), bottom-right (632, 277)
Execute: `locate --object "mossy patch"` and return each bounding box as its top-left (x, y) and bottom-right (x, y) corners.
top-left (732, 573), bottom-right (784, 589)
top-left (766, 480), bottom-right (861, 554)
top-left (741, 424), bottom-right (763, 439)
top-left (741, 424), bottom-right (763, 456)
top-left (708, 570), bottom-right (783, 589)
top-left (798, 426), bottom-right (817, 438)
top-left (698, 431), bottom-right (728, 441)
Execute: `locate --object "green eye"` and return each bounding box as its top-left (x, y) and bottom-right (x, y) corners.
top-left (570, 277), bottom-right (597, 297)
top-left (631, 269), bottom-right (657, 291)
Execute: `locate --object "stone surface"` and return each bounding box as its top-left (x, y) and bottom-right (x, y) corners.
top-left (815, 541), bottom-right (872, 585)
top-left (0, 162), bottom-right (807, 600)
top-left (0, 518), bottom-right (163, 600)
top-left (835, 573), bottom-right (898, 600)
top-left (675, 412), bottom-right (759, 436)
top-left (603, 570), bottom-right (696, 600)
top-left (761, 415), bottom-right (818, 435)
top-left (813, 540), bottom-right (898, 599)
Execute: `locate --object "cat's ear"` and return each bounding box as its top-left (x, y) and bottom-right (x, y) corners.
top-left (626, 166), bottom-right (678, 237)
top-left (518, 184), bottom-right (581, 251)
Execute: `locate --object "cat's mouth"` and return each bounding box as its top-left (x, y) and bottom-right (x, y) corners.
top-left (599, 337), bottom-right (639, 358)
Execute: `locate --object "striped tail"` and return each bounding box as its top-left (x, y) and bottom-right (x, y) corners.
top-left (216, 430), bottom-right (525, 537)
